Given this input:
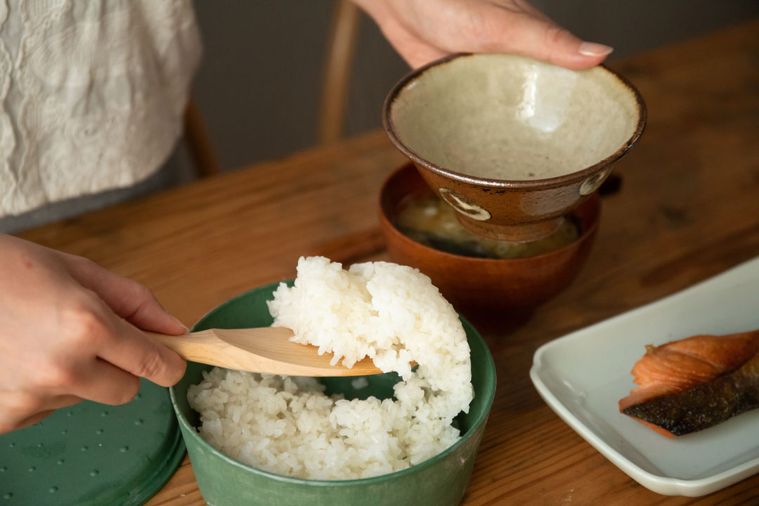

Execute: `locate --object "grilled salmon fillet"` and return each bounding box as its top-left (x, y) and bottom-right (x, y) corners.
top-left (619, 330), bottom-right (759, 437)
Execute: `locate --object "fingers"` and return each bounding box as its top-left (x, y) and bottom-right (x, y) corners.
top-left (64, 255), bottom-right (186, 335)
top-left (507, 0), bottom-right (551, 21)
top-left (42, 394), bottom-right (82, 411)
top-left (377, 17), bottom-right (449, 68)
top-left (70, 358), bottom-right (143, 405)
top-left (15, 411), bottom-right (56, 431)
top-left (0, 240), bottom-right (186, 437)
top-left (0, 393), bottom-right (81, 434)
top-left (361, 0), bottom-right (612, 70)
top-left (481, 4), bottom-right (612, 70)
top-left (397, 42), bottom-right (449, 69)
top-left (57, 292), bottom-right (186, 388)
top-left (98, 316), bottom-right (186, 388)
top-left (15, 393), bottom-right (82, 429)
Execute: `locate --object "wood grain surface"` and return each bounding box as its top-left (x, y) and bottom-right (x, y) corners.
top-left (19, 20), bottom-right (759, 506)
top-left (147, 328), bottom-right (382, 377)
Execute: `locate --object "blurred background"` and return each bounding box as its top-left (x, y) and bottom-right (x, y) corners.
top-left (186, 0), bottom-right (759, 173)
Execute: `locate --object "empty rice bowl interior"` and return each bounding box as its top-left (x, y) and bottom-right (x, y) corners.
top-left (170, 257), bottom-right (497, 506)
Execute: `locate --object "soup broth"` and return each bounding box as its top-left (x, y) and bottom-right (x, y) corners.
top-left (397, 194), bottom-right (579, 259)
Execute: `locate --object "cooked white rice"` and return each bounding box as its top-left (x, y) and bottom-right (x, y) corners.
top-left (188, 256), bottom-right (473, 480)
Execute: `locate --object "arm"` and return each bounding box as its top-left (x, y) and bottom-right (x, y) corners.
top-left (352, 0), bottom-right (612, 69)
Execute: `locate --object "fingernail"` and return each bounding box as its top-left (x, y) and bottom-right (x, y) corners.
top-left (578, 42), bottom-right (614, 57)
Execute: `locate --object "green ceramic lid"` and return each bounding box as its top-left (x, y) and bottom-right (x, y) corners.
top-left (0, 379), bottom-right (184, 505)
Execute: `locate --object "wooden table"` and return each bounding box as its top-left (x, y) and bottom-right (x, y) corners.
top-left (20, 20), bottom-right (759, 506)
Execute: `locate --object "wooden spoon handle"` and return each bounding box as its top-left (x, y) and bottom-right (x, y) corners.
top-left (144, 328), bottom-right (383, 376)
top-left (145, 330), bottom-right (239, 369)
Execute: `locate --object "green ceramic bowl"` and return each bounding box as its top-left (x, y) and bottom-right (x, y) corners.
top-left (170, 282), bottom-right (497, 506)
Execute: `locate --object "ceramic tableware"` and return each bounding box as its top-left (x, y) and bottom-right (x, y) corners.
top-left (170, 282), bottom-right (497, 506)
top-left (531, 256), bottom-right (759, 496)
top-left (383, 53), bottom-right (645, 242)
top-left (379, 163), bottom-right (599, 315)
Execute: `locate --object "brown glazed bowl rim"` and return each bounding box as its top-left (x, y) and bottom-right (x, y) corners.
top-left (382, 53), bottom-right (647, 190)
top-left (378, 163), bottom-right (601, 265)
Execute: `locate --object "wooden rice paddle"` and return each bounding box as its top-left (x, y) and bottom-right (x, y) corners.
top-left (146, 328), bottom-right (382, 377)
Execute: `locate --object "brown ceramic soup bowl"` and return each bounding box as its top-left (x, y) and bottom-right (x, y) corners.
top-left (379, 164), bottom-right (599, 315)
top-left (383, 53), bottom-right (644, 242)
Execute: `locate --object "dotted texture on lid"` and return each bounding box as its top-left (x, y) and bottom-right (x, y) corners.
top-left (0, 379), bottom-right (184, 505)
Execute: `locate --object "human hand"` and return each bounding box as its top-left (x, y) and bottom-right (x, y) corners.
top-left (353, 0), bottom-right (612, 69)
top-left (0, 235), bottom-right (187, 433)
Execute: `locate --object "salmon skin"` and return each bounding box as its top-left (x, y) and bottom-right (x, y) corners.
top-left (619, 331), bottom-right (759, 437)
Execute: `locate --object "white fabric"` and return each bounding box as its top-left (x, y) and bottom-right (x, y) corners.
top-left (0, 0), bottom-right (201, 218)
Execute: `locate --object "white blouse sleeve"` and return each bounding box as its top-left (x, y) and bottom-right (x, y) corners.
top-left (0, 0), bottom-right (202, 218)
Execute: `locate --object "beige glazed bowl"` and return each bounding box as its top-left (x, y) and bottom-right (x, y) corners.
top-left (383, 53), bottom-right (646, 242)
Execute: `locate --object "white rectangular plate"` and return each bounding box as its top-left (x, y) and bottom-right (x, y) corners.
top-left (530, 256), bottom-right (759, 496)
